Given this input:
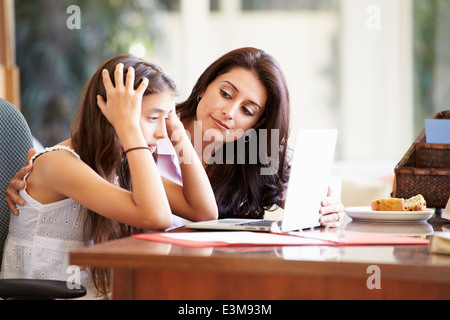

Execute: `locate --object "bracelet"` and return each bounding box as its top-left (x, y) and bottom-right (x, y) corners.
top-left (124, 147), bottom-right (151, 155)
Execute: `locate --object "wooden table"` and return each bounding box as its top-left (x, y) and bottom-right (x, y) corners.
top-left (70, 214), bottom-right (450, 300)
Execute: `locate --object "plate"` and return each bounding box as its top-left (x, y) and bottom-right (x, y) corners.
top-left (345, 206), bottom-right (435, 222)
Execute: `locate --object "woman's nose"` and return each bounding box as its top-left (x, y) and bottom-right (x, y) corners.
top-left (222, 102), bottom-right (239, 119)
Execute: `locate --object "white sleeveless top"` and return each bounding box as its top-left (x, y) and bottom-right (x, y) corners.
top-left (0, 146), bottom-right (100, 299)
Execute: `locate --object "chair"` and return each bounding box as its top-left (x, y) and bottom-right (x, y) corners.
top-left (0, 98), bottom-right (86, 299)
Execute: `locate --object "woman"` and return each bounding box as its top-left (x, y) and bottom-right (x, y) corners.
top-left (158, 47), bottom-right (343, 223)
top-left (6, 47), bottom-right (343, 225)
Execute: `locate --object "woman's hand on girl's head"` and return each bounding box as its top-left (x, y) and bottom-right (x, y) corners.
top-left (96, 63), bottom-right (149, 132)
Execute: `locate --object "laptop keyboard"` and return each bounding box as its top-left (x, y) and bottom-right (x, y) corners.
top-left (238, 220), bottom-right (281, 227)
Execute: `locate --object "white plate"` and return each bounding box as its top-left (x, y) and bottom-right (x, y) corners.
top-left (345, 206), bottom-right (435, 222)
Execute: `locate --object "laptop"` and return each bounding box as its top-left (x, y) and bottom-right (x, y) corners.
top-left (185, 129), bottom-right (338, 232)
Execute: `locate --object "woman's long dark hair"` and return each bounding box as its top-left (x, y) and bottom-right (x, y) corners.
top-left (71, 54), bottom-right (176, 298)
top-left (177, 47), bottom-right (291, 218)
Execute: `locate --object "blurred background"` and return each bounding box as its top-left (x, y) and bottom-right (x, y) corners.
top-left (1, 0), bottom-right (449, 206)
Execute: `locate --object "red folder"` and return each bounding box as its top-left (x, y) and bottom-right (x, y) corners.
top-left (133, 231), bottom-right (429, 248)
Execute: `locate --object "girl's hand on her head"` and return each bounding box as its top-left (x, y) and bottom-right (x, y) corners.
top-left (96, 63), bottom-right (149, 132)
top-left (165, 105), bottom-right (184, 139)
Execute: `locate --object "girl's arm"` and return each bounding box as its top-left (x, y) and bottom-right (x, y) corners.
top-left (96, 64), bottom-right (172, 228)
top-left (31, 148), bottom-right (172, 230)
top-left (35, 64), bottom-right (172, 230)
top-left (162, 112), bottom-right (218, 222)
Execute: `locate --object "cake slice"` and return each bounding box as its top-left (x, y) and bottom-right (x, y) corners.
top-left (403, 194), bottom-right (427, 211)
top-left (371, 194), bottom-right (427, 211)
top-left (371, 198), bottom-right (405, 211)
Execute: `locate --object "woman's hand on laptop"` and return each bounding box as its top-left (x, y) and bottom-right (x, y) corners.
top-left (319, 186), bottom-right (345, 226)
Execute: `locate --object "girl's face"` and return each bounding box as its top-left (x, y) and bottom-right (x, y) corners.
top-left (196, 67), bottom-right (267, 143)
top-left (139, 92), bottom-right (175, 153)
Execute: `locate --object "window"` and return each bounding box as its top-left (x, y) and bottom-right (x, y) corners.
top-left (241, 0), bottom-right (337, 11)
top-left (15, 0), bottom-right (163, 147)
top-left (157, 0), bottom-right (180, 12)
top-left (413, 0), bottom-right (450, 135)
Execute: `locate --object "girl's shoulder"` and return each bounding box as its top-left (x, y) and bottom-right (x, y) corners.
top-left (23, 145), bottom-right (85, 204)
top-left (30, 145), bottom-right (81, 165)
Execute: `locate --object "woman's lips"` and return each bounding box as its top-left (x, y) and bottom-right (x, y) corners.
top-left (210, 115), bottom-right (230, 131)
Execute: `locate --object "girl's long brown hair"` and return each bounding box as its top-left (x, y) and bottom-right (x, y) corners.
top-left (71, 55), bottom-right (176, 298)
top-left (177, 47), bottom-right (291, 218)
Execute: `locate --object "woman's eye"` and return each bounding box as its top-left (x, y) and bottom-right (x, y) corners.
top-left (242, 107), bottom-right (254, 117)
top-left (220, 90), bottom-right (231, 99)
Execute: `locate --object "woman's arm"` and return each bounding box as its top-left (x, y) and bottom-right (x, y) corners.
top-left (162, 112), bottom-right (218, 222)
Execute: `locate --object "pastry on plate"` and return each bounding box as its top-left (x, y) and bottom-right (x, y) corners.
top-left (403, 194), bottom-right (427, 211)
top-left (371, 194), bottom-right (426, 211)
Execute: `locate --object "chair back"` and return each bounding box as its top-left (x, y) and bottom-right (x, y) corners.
top-left (0, 99), bottom-right (33, 269)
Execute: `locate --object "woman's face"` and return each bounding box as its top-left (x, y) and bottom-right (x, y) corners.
top-left (196, 67), bottom-right (267, 143)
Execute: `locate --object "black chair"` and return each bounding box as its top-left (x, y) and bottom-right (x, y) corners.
top-left (0, 98), bottom-right (86, 299)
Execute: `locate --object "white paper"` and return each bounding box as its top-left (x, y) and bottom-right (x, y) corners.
top-left (442, 197), bottom-right (450, 221)
top-left (161, 231), bottom-right (326, 245)
top-left (429, 232), bottom-right (450, 255)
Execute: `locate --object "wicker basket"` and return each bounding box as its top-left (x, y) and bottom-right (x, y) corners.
top-left (392, 110), bottom-right (450, 208)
